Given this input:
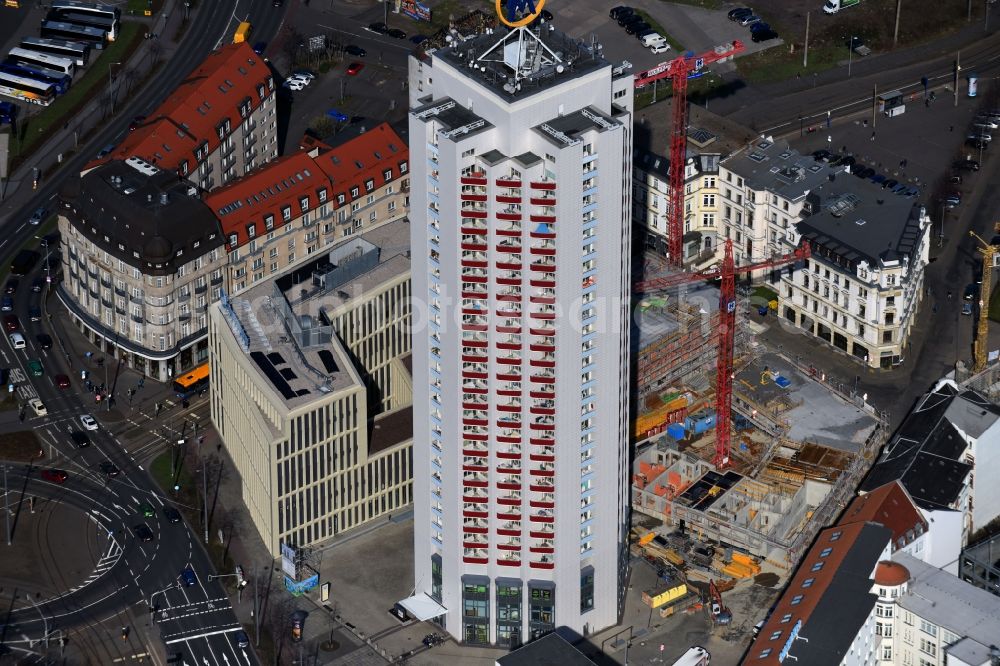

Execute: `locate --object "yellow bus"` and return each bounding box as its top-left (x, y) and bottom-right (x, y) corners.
top-left (233, 21), bottom-right (251, 44)
top-left (173, 362), bottom-right (209, 399)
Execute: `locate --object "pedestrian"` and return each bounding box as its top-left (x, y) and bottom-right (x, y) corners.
top-left (863, 119), bottom-right (868, 127)
top-left (870, 131), bottom-right (876, 142)
top-left (950, 125), bottom-right (954, 132)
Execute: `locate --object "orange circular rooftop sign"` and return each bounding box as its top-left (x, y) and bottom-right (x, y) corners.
top-left (495, 0), bottom-right (547, 27)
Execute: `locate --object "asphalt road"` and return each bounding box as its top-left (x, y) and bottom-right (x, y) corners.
top-left (0, 1), bottom-right (293, 664)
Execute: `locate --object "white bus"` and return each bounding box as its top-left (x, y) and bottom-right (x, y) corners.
top-left (40, 20), bottom-right (107, 48)
top-left (8, 48), bottom-right (75, 77)
top-left (672, 646), bottom-right (710, 666)
top-left (0, 71), bottom-right (56, 106)
top-left (48, 0), bottom-right (119, 42)
top-left (20, 36), bottom-right (90, 67)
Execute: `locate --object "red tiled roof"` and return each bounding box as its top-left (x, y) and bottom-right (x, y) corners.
top-left (205, 151), bottom-right (327, 248)
top-left (206, 123), bottom-right (409, 250)
top-left (84, 42), bottom-right (273, 176)
top-left (310, 123), bottom-right (408, 206)
top-left (838, 480), bottom-right (928, 551)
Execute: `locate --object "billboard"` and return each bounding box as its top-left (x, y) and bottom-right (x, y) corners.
top-left (400, 0), bottom-right (431, 21)
top-left (280, 542), bottom-right (297, 578)
top-left (285, 571), bottom-right (319, 596)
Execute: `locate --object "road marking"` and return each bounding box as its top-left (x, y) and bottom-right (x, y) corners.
top-left (164, 626), bottom-right (243, 645)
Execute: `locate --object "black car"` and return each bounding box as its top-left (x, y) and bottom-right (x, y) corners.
top-left (610, 5), bottom-right (633, 19)
top-left (954, 159), bottom-right (980, 171)
top-left (345, 45), bottom-right (366, 57)
top-left (750, 21), bottom-right (770, 33)
top-left (752, 29), bottom-right (778, 42)
top-left (70, 431), bottom-right (90, 448)
top-left (163, 506), bottom-right (182, 524)
top-left (626, 21), bottom-right (649, 34)
top-left (618, 13), bottom-right (643, 26)
top-left (882, 178), bottom-right (899, 190)
top-left (812, 149), bottom-right (832, 161)
top-left (132, 523), bottom-right (154, 542)
top-left (36, 334), bottom-right (52, 349)
top-left (967, 137), bottom-right (990, 150)
top-left (28, 306), bottom-right (40, 322)
top-left (728, 7), bottom-right (753, 21)
top-left (31, 278), bottom-right (43, 292)
top-left (636, 28), bottom-right (656, 39)
top-left (368, 22), bottom-right (388, 33)
top-left (854, 166), bottom-right (875, 179)
top-left (100, 461), bottom-right (120, 477)
top-left (4, 280), bottom-right (17, 295)
top-left (539, 9), bottom-right (553, 20)
top-left (839, 155), bottom-right (856, 167)
top-left (387, 28), bottom-right (406, 39)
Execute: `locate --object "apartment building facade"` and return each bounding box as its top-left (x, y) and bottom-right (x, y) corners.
top-left (720, 139), bottom-right (930, 369)
top-left (205, 123), bottom-right (410, 295)
top-left (407, 25), bottom-right (633, 646)
top-left (208, 220), bottom-right (413, 556)
top-left (86, 41), bottom-right (278, 191)
top-left (58, 158), bottom-right (227, 381)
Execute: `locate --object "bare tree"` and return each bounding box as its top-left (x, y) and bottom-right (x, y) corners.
top-left (265, 595), bottom-right (295, 666)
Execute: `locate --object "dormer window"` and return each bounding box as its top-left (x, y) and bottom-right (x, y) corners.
top-left (299, 196), bottom-right (310, 212)
top-left (281, 206), bottom-right (292, 222)
top-left (337, 193), bottom-right (346, 205)
top-left (228, 233), bottom-right (238, 247)
top-left (264, 214), bottom-right (274, 231)
top-left (247, 224), bottom-right (256, 238)
top-left (318, 187), bottom-right (328, 203)
top-left (364, 179), bottom-right (375, 193)
top-left (383, 168), bottom-right (393, 181)
top-left (350, 186), bottom-right (359, 198)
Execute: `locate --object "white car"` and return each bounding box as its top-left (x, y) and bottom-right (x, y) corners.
top-left (29, 398), bottom-right (47, 417)
top-left (80, 414), bottom-right (98, 431)
top-left (282, 78), bottom-right (305, 91)
top-left (650, 43), bottom-right (670, 54)
top-left (291, 71), bottom-right (315, 82)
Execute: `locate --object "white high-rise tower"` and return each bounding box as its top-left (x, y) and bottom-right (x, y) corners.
top-left (408, 24), bottom-right (634, 646)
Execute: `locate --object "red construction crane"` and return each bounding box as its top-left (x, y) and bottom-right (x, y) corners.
top-left (633, 41), bottom-right (744, 267)
top-left (635, 240), bottom-right (811, 468)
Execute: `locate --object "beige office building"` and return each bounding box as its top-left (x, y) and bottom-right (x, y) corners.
top-left (209, 219), bottom-right (413, 555)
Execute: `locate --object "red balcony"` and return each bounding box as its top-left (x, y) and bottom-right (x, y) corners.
top-left (462, 353), bottom-right (488, 362)
top-left (530, 262), bottom-right (556, 274)
top-left (497, 481), bottom-right (521, 490)
top-left (529, 327), bottom-right (555, 337)
top-left (530, 422), bottom-right (555, 431)
top-left (497, 495), bottom-right (521, 506)
top-left (463, 446), bottom-right (489, 457)
top-left (496, 291), bottom-right (521, 302)
top-left (497, 526), bottom-right (521, 536)
top-left (497, 434), bottom-right (521, 444)
top-left (463, 386), bottom-right (488, 395)
top-left (530, 358), bottom-right (555, 369)
top-left (461, 225), bottom-right (488, 235)
top-left (463, 493), bottom-right (488, 503)
top-left (529, 544), bottom-right (554, 554)
top-left (461, 193), bottom-right (488, 202)
top-left (530, 436), bottom-right (555, 446)
top-left (461, 175), bottom-right (487, 185)
top-left (529, 214), bottom-right (555, 223)
top-left (530, 468), bottom-right (555, 478)
top-left (498, 464), bottom-right (522, 475)
top-left (463, 462), bottom-right (489, 472)
top-left (497, 542), bottom-right (521, 551)
top-left (530, 181), bottom-right (556, 190)
top-left (529, 294), bottom-right (555, 304)
top-left (529, 390), bottom-right (554, 399)
top-left (464, 433), bottom-right (488, 441)
top-left (462, 274), bottom-right (488, 283)
top-left (529, 513), bottom-right (554, 523)
top-left (461, 259), bottom-right (487, 269)
top-left (462, 209), bottom-right (488, 219)
top-left (497, 244), bottom-right (522, 254)
top-left (464, 540), bottom-right (489, 549)
top-left (496, 211), bottom-right (522, 221)
top-left (463, 508), bottom-right (488, 518)
top-left (530, 498), bottom-right (554, 509)
top-left (496, 179), bottom-right (522, 187)
top-left (529, 453), bottom-right (554, 462)
top-left (462, 241), bottom-right (487, 251)
top-left (497, 276), bottom-right (522, 286)
top-left (530, 229), bottom-right (556, 240)
top-left (463, 525), bottom-right (488, 534)
top-left (463, 555), bottom-right (489, 564)
top-left (497, 340), bottom-right (521, 350)
top-left (462, 291), bottom-right (488, 300)
top-left (497, 261), bottom-right (522, 271)
top-left (529, 483), bottom-right (554, 493)
top-left (497, 450), bottom-right (521, 460)
top-left (496, 325), bottom-right (521, 335)
top-left (530, 246), bottom-right (556, 256)
top-left (498, 559), bottom-right (522, 567)
top-left (530, 197), bottom-right (556, 206)
top-left (497, 372), bottom-right (522, 382)
top-left (529, 405), bottom-right (555, 415)
top-left (497, 403), bottom-right (521, 413)
top-left (529, 529), bottom-right (554, 538)
top-left (463, 479), bottom-right (488, 489)
top-left (529, 342), bottom-right (555, 352)
top-left (462, 369), bottom-right (488, 379)
top-left (529, 560), bottom-right (555, 569)
top-left (498, 387), bottom-right (521, 397)
top-left (497, 510), bottom-right (523, 520)
top-left (529, 278), bottom-right (555, 288)
top-left (463, 416), bottom-right (489, 426)
top-left (530, 311), bottom-right (556, 320)
top-left (496, 195), bottom-right (521, 204)
top-left (496, 227), bottom-right (522, 237)
top-left (497, 356), bottom-right (521, 366)
top-left (497, 419), bottom-right (522, 429)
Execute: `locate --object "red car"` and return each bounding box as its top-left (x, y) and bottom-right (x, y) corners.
top-left (3, 314), bottom-right (19, 332)
top-left (41, 469), bottom-right (68, 484)
top-left (55, 374), bottom-right (70, 389)
top-left (346, 62), bottom-right (364, 75)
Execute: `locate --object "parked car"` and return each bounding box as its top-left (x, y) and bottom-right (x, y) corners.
top-left (739, 14), bottom-right (762, 26)
top-left (967, 137), bottom-right (990, 150)
top-left (729, 7), bottom-right (753, 21)
top-left (750, 21), bottom-right (771, 33)
top-left (619, 13), bottom-right (643, 26)
top-left (233, 630), bottom-right (250, 649)
top-left (282, 78), bottom-right (305, 91)
top-left (626, 21), bottom-right (650, 34)
top-left (387, 28), bottom-right (406, 39)
top-left (96, 144), bottom-right (115, 158)
top-left (253, 41), bottom-right (267, 55)
top-left (368, 22), bottom-right (388, 33)
top-left (651, 42), bottom-right (671, 54)
top-left (292, 70), bottom-right (316, 82)
top-left (128, 115), bottom-right (147, 131)
top-left (963, 302), bottom-right (974, 315)
top-left (752, 28), bottom-right (778, 42)
top-left (326, 109), bottom-right (349, 122)
top-left (346, 62), bottom-right (364, 75)
top-left (610, 6), bottom-right (633, 19)
top-left (954, 158), bottom-right (980, 171)
top-left (0, 297), bottom-right (11, 312)
top-left (345, 44), bottom-right (366, 57)
top-left (882, 178), bottom-right (899, 190)
top-left (848, 36), bottom-right (871, 56)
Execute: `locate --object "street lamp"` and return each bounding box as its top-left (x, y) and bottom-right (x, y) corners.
top-left (108, 61), bottom-right (122, 114)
